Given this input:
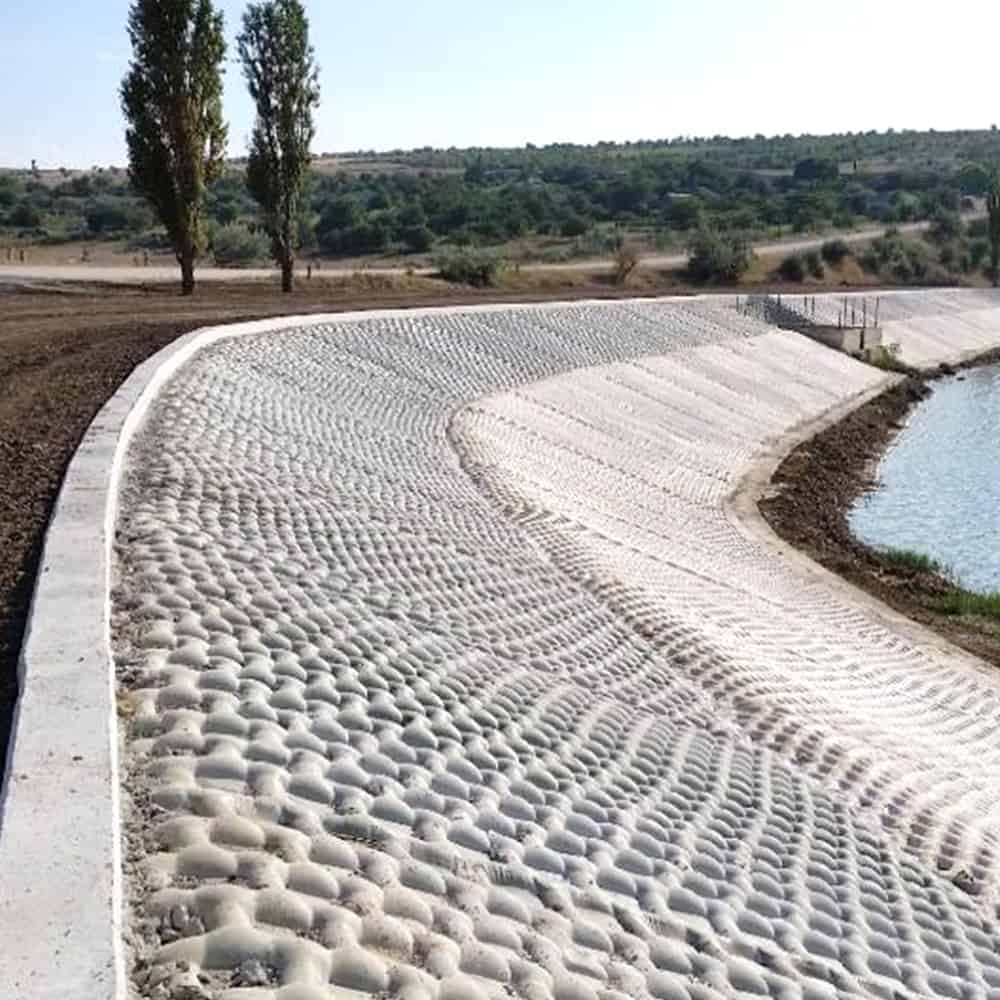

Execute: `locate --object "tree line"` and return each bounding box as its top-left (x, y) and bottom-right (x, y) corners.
top-left (5, 3), bottom-right (1000, 289)
top-left (108, 2), bottom-right (1000, 294)
top-left (121, 0), bottom-right (318, 293)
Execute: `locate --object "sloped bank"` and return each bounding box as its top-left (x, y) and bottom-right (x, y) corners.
top-left (761, 345), bottom-right (1000, 672)
top-left (109, 299), bottom-right (1000, 1000)
top-left (8, 291), bottom-right (1000, 1000)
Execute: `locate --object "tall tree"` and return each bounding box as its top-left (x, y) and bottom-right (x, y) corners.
top-left (988, 170), bottom-right (1000, 288)
top-left (121, 0), bottom-right (227, 295)
top-left (238, 0), bottom-right (320, 293)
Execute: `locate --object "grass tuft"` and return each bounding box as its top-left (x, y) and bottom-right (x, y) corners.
top-left (867, 345), bottom-right (919, 376)
top-left (933, 590), bottom-right (1000, 619)
top-left (879, 547), bottom-right (943, 574)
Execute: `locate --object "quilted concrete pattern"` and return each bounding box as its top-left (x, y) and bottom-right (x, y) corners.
top-left (113, 298), bottom-right (1000, 1000)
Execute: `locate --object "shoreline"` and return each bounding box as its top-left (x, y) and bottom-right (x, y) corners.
top-left (759, 346), bottom-right (1000, 670)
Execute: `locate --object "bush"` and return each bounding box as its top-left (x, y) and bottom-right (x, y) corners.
top-left (879, 547), bottom-right (942, 573)
top-left (84, 196), bottom-right (151, 236)
top-left (778, 254), bottom-right (806, 282)
top-left (969, 237), bottom-right (990, 270)
top-left (297, 214), bottom-right (317, 251)
top-left (611, 233), bottom-right (639, 285)
top-left (9, 200), bottom-right (42, 228)
top-left (400, 224), bottom-right (434, 254)
top-left (938, 240), bottom-right (961, 271)
top-left (560, 215), bottom-right (589, 237)
top-left (686, 229), bottom-right (752, 284)
top-left (793, 158), bottom-right (839, 183)
top-left (928, 210), bottom-right (963, 245)
top-left (821, 238), bottom-right (851, 265)
top-left (318, 220), bottom-right (390, 256)
top-left (804, 250), bottom-right (824, 278)
top-left (435, 248), bottom-right (504, 287)
top-left (861, 229), bottom-right (932, 283)
top-left (212, 223), bottom-right (269, 267)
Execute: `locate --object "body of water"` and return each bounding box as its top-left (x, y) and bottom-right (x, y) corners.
top-left (850, 363), bottom-right (1000, 594)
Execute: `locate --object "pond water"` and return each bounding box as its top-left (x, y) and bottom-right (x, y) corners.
top-left (850, 363), bottom-right (1000, 594)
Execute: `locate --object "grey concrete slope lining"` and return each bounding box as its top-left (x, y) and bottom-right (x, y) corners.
top-left (111, 295), bottom-right (1000, 1000)
top-left (0, 295), bottom-right (732, 1000)
top-left (453, 339), bottom-right (1000, 875)
top-left (5, 290), bottom-right (1000, 1000)
top-left (0, 309), bottom-right (418, 1000)
top-left (797, 288), bottom-right (1000, 366)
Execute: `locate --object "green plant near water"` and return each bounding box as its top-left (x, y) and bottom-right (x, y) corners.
top-left (879, 547), bottom-right (1000, 620)
top-left (879, 547), bottom-right (943, 573)
top-left (934, 589), bottom-right (1000, 619)
top-left (867, 345), bottom-right (918, 376)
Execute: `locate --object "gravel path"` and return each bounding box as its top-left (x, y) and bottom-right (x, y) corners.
top-left (109, 298), bottom-right (1000, 1000)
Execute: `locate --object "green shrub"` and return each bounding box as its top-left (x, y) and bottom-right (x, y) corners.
top-left (861, 229), bottom-right (932, 283)
top-left (84, 196), bottom-right (151, 236)
top-left (778, 254), bottom-right (806, 282)
top-left (935, 589), bottom-right (1000, 619)
top-left (297, 215), bottom-right (317, 251)
top-left (560, 215), bottom-right (589, 238)
top-left (611, 232), bottom-right (640, 285)
top-left (435, 248), bottom-right (505, 287)
top-left (211, 223), bottom-right (269, 267)
top-left (401, 224), bottom-right (434, 254)
top-left (804, 249), bottom-right (824, 278)
top-left (793, 158), bottom-right (839, 182)
top-left (938, 240), bottom-right (960, 271)
top-left (969, 238), bottom-right (990, 270)
top-left (9, 200), bottom-right (42, 228)
top-left (319, 220), bottom-right (391, 256)
top-left (686, 229), bottom-right (752, 284)
top-left (928, 210), bottom-right (963, 245)
top-left (879, 547), bottom-right (942, 573)
top-left (867, 345), bottom-right (916, 374)
top-left (821, 238), bottom-right (851, 264)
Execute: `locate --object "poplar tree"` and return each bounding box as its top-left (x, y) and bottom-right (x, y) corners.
top-left (988, 171), bottom-right (1000, 288)
top-left (238, 0), bottom-right (320, 293)
top-left (121, 0), bottom-right (227, 295)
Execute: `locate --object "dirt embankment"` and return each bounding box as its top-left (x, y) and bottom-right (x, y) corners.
top-left (760, 355), bottom-right (1000, 669)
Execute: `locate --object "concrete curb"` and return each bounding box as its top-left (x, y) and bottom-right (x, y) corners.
top-left (0, 310), bottom-right (361, 1000)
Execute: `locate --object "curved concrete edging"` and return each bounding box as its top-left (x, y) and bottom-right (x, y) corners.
top-left (0, 309), bottom-right (374, 999)
top-left (0, 294), bottom-right (724, 1000)
top-left (723, 373), bottom-right (999, 675)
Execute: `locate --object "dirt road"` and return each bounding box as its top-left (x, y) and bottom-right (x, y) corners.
top-left (0, 218), bottom-right (964, 287)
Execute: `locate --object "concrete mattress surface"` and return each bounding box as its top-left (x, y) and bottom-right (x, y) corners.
top-left (6, 292), bottom-right (1000, 999)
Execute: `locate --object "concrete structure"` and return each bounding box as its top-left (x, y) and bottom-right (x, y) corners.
top-left (6, 292), bottom-right (1000, 999)
top-left (803, 323), bottom-right (884, 355)
top-left (738, 294), bottom-right (885, 358)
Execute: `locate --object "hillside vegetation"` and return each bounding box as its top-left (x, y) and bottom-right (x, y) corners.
top-left (2, 127), bottom-right (999, 269)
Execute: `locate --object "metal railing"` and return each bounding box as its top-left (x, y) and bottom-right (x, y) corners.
top-left (734, 294), bottom-right (881, 330)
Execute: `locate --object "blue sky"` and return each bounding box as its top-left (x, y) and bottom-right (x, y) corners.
top-left (2, 0), bottom-right (999, 168)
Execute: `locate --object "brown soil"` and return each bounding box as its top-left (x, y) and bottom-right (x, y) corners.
top-left (760, 357), bottom-right (1000, 669)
